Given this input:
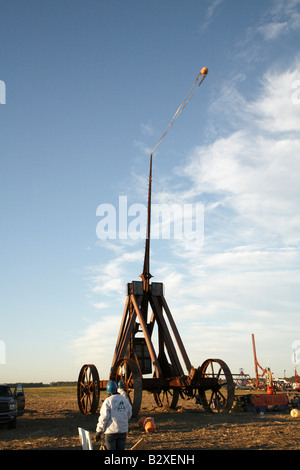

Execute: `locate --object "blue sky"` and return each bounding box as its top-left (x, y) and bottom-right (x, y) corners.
top-left (1, 0), bottom-right (300, 384)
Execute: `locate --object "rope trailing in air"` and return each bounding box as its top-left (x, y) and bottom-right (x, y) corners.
top-left (151, 67), bottom-right (208, 157)
top-left (141, 66), bottom-right (208, 290)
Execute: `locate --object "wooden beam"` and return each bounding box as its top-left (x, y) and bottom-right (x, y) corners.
top-left (150, 295), bottom-right (184, 376)
top-left (160, 295), bottom-right (192, 373)
top-left (114, 309), bottom-right (137, 364)
top-left (111, 296), bottom-right (129, 366)
top-left (131, 294), bottom-right (162, 377)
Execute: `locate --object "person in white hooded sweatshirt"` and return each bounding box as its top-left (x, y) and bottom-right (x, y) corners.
top-left (96, 381), bottom-right (132, 450)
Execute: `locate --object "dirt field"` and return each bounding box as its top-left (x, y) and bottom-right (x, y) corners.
top-left (1, 387), bottom-right (300, 451)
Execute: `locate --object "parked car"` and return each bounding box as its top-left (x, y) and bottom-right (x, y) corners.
top-left (0, 384), bottom-right (25, 428)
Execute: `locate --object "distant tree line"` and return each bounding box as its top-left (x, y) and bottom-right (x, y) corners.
top-left (7, 381), bottom-right (77, 388)
top-left (49, 381), bottom-right (77, 387)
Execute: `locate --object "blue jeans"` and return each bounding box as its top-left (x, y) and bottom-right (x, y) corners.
top-left (104, 433), bottom-right (127, 450)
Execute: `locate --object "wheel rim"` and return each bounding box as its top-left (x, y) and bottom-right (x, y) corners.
top-left (198, 358), bottom-right (235, 413)
top-left (77, 364), bottom-right (100, 414)
top-left (110, 358), bottom-right (142, 417)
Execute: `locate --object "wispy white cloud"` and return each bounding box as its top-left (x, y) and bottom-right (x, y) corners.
top-left (86, 249), bottom-right (143, 299)
top-left (133, 139), bottom-right (152, 156)
top-left (183, 132), bottom-right (300, 246)
top-left (92, 301), bottom-right (110, 310)
top-left (258, 0), bottom-right (300, 40)
top-left (206, 0), bottom-right (223, 20)
top-left (201, 0), bottom-right (223, 31)
top-left (269, 0), bottom-right (300, 19)
top-left (140, 119), bottom-right (154, 136)
top-left (248, 65), bottom-right (300, 132)
top-left (258, 21), bottom-right (288, 40)
top-left (68, 315), bottom-right (121, 375)
top-left (232, 1), bottom-right (300, 68)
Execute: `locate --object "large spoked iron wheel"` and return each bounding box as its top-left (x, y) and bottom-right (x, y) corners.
top-left (110, 357), bottom-right (142, 417)
top-left (77, 364), bottom-right (100, 414)
top-left (198, 358), bottom-right (235, 413)
top-left (153, 388), bottom-right (180, 409)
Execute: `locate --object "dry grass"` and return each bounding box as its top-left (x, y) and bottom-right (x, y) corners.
top-left (0, 387), bottom-right (299, 450)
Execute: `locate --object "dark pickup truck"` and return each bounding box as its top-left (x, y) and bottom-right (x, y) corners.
top-left (0, 384), bottom-right (25, 428)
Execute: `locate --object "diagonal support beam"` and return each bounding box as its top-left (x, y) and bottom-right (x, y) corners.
top-left (131, 294), bottom-right (162, 377)
top-left (150, 295), bottom-right (184, 377)
top-left (160, 295), bottom-right (192, 373)
top-left (114, 310), bottom-right (137, 365)
top-left (111, 296), bottom-right (130, 366)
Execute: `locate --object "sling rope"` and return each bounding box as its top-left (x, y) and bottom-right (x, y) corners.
top-left (151, 67), bottom-right (208, 157)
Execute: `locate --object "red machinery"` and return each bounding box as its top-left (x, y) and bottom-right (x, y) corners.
top-left (294, 368), bottom-right (300, 391)
top-left (251, 334), bottom-right (290, 410)
top-left (252, 333), bottom-right (268, 389)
